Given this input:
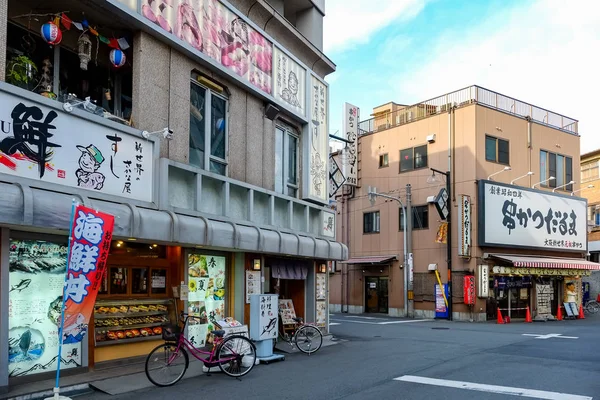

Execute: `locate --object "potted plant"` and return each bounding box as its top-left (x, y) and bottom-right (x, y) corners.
top-left (6, 55), bottom-right (37, 89)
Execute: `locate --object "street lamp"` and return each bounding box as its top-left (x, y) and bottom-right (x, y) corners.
top-left (510, 171), bottom-right (534, 185)
top-left (553, 180), bottom-right (575, 193)
top-left (487, 166), bottom-right (511, 180)
top-left (571, 184), bottom-right (594, 196)
top-left (532, 176), bottom-right (555, 189)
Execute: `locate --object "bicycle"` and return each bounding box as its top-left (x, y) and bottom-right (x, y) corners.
top-left (145, 312), bottom-right (257, 387)
top-left (275, 317), bottom-right (323, 355)
top-left (584, 299), bottom-right (600, 314)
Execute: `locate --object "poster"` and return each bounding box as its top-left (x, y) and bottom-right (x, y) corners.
top-left (316, 273), bottom-right (326, 300)
top-left (307, 76), bottom-right (328, 202)
top-left (273, 46), bottom-right (305, 115)
top-left (8, 239), bottom-right (81, 377)
top-left (62, 204), bottom-right (115, 344)
top-left (245, 270), bottom-right (260, 304)
top-left (278, 299), bottom-right (297, 325)
top-left (316, 301), bottom-right (326, 327)
top-left (258, 295), bottom-right (278, 340)
top-left (187, 253), bottom-right (226, 345)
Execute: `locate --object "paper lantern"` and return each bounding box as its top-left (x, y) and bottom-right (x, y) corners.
top-left (109, 49), bottom-right (126, 68)
top-left (40, 22), bottom-right (62, 45)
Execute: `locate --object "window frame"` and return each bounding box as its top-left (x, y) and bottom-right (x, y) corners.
top-left (190, 77), bottom-right (229, 176)
top-left (540, 149), bottom-right (573, 191)
top-left (582, 160), bottom-right (600, 183)
top-left (485, 135), bottom-right (510, 165)
top-left (275, 123), bottom-right (300, 197)
top-left (399, 205), bottom-right (429, 231)
top-left (363, 211), bottom-right (381, 234)
top-left (379, 153), bottom-right (389, 168)
top-left (399, 144), bottom-right (428, 173)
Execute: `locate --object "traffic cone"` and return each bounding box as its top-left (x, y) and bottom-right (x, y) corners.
top-left (578, 304), bottom-right (585, 319)
top-left (496, 308), bottom-right (505, 324)
top-left (556, 304), bottom-right (563, 321)
top-left (525, 306), bottom-right (532, 323)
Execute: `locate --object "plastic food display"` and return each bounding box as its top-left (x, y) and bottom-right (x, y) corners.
top-left (94, 299), bottom-right (173, 346)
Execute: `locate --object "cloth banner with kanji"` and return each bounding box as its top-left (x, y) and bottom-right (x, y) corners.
top-left (62, 204), bottom-right (114, 344)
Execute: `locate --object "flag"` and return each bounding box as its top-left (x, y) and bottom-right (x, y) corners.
top-left (61, 204), bottom-right (115, 344)
top-left (98, 35), bottom-right (110, 44)
top-left (89, 27), bottom-right (98, 36)
top-left (73, 21), bottom-right (83, 31)
top-left (108, 38), bottom-right (120, 49)
top-left (61, 13), bottom-right (72, 30)
top-left (435, 222), bottom-right (448, 244)
top-left (117, 37), bottom-right (130, 50)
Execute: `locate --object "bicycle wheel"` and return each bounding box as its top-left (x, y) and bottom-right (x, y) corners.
top-left (586, 300), bottom-right (600, 314)
top-left (217, 335), bottom-right (257, 378)
top-left (145, 343), bottom-right (189, 387)
top-left (294, 325), bottom-right (323, 355)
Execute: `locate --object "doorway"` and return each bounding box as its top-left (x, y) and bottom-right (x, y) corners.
top-left (365, 277), bottom-right (388, 313)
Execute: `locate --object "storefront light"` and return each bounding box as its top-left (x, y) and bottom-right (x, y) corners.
top-left (253, 259), bottom-right (261, 270)
top-left (319, 263), bottom-right (327, 273)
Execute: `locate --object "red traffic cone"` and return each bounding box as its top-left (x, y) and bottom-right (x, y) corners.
top-left (578, 304), bottom-right (585, 319)
top-left (525, 306), bottom-right (532, 323)
top-left (556, 304), bottom-right (563, 321)
top-left (496, 308), bottom-right (505, 324)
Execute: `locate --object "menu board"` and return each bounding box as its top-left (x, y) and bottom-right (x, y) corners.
top-left (258, 295), bottom-right (278, 340)
top-left (245, 270), bottom-right (260, 303)
top-left (278, 299), bottom-right (297, 325)
top-left (316, 273), bottom-right (326, 301)
top-left (8, 239), bottom-right (82, 377)
top-left (187, 254), bottom-right (226, 346)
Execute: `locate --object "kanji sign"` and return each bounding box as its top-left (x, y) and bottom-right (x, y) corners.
top-left (457, 195), bottom-right (471, 257)
top-left (62, 204), bottom-right (114, 343)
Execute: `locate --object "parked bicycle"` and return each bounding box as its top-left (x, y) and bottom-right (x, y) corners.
top-left (275, 317), bottom-right (323, 355)
top-left (584, 299), bottom-right (600, 314)
top-left (145, 312), bottom-right (257, 387)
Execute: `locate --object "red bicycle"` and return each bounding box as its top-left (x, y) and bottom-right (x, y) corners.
top-left (145, 312), bottom-right (256, 387)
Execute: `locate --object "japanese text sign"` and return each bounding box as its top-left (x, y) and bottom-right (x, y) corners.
top-left (478, 180), bottom-right (586, 252)
top-left (62, 204), bottom-right (115, 343)
top-left (458, 195), bottom-right (471, 257)
top-left (342, 103), bottom-right (359, 186)
top-left (306, 76), bottom-right (328, 203)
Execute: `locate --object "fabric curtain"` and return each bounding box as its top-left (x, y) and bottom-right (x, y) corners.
top-left (269, 259), bottom-right (309, 280)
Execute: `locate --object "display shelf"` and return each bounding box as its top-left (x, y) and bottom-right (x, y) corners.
top-left (94, 322), bottom-right (163, 331)
top-left (95, 298), bottom-right (172, 306)
top-left (95, 335), bottom-right (163, 347)
top-left (94, 311), bottom-right (165, 319)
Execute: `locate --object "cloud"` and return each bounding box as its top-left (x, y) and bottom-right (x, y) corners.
top-left (323, 0), bottom-right (428, 53)
top-left (389, 0), bottom-right (600, 149)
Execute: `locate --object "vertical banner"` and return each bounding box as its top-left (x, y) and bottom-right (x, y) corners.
top-left (457, 195), bottom-right (471, 257)
top-left (62, 205), bottom-right (115, 343)
top-left (342, 103), bottom-right (359, 186)
top-left (307, 76), bottom-right (329, 203)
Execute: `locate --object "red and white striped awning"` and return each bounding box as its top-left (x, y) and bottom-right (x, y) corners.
top-left (491, 254), bottom-right (600, 270)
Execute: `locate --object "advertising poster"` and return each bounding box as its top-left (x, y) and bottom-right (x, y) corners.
top-left (273, 46), bottom-right (305, 115)
top-left (278, 299), bottom-right (297, 325)
top-left (308, 76), bottom-right (328, 202)
top-left (8, 239), bottom-right (81, 377)
top-left (245, 270), bottom-right (260, 304)
top-left (316, 301), bottom-right (326, 327)
top-left (316, 273), bottom-right (326, 300)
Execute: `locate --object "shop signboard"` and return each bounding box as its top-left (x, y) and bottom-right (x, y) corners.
top-left (535, 284), bottom-right (553, 318)
top-left (457, 195), bottom-right (471, 257)
top-left (492, 266), bottom-right (592, 276)
top-left (306, 75), bottom-right (329, 203)
top-left (329, 153), bottom-right (345, 198)
top-left (478, 180), bottom-right (587, 252)
top-left (316, 273), bottom-right (327, 300)
top-left (0, 91), bottom-right (154, 202)
top-left (245, 270), bottom-right (260, 304)
top-left (341, 103), bottom-right (359, 186)
top-left (434, 284), bottom-right (449, 319)
top-left (250, 294), bottom-right (278, 341)
top-left (273, 46), bottom-right (305, 116)
top-left (477, 265), bottom-right (489, 298)
top-left (316, 301), bottom-right (327, 328)
top-left (322, 211), bottom-right (335, 238)
top-left (8, 239), bottom-right (82, 377)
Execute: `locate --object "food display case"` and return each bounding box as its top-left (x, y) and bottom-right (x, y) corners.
top-left (94, 299), bottom-right (175, 346)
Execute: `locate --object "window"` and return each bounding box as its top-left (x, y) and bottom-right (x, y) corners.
top-left (485, 135), bottom-right (509, 164)
top-left (540, 150), bottom-right (573, 191)
top-left (582, 161), bottom-right (599, 183)
top-left (275, 125), bottom-right (299, 197)
top-left (363, 211), bottom-right (380, 233)
top-left (190, 77), bottom-right (228, 175)
top-left (399, 145), bottom-right (428, 172)
top-left (399, 205), bottom-right (429, 230)
top-left (379, 153), bottom-right (389, 168)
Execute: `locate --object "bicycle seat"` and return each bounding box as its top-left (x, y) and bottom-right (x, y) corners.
top-left (212, 330), bottom-right (225, 337)
top-left (292, 317), bottom-right (303, 323)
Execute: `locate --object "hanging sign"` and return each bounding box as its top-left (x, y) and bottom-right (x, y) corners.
top-left (477, 265), bottom-right (489, 298)
top-left (341, 103), bottom-right (359, 186)
top-left (458, 195), bottom-right (472, 257)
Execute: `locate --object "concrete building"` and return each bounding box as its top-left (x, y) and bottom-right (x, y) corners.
top-left (330, 85), bottom-right (600, 321)
top-left (0, 0), bottom-right (345, 392)
top-left (579, 149), bottom-right (600, 297)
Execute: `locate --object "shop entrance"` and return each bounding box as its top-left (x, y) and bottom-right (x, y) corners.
top-left (365, 277), bottom-right (388, 313)
top-left (495, 277), bottom-right (531, 319)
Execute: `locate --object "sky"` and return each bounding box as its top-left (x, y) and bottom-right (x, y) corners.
top-left (324, 0), bottom-right (600, 152)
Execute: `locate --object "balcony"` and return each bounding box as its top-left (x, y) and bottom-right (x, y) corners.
top-left (358, 86), bottom-right (578, 136)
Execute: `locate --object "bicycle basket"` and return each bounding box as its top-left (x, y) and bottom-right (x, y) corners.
top-left (162, 324), bottom-right (181, 342)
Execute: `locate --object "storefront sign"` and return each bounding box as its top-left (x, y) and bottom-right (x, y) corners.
top-left (535, 284), bottom-right (553, 317)
top-left (477, 265), bottom-right (489, 298)
top-left (245, 270), bottom-right (260, 304)
top-left (273, 47), bottom-right (305, 115)
top-left (278, 299), bottom-right (297, 325)
top-left (8, 239), bottom-right (82, 377)
top-left (316, 301), bottom-right (326, 328)
top-left (0, 92), bottom-right (154, 202)
top-left (329, 153), bottom-right (345, 198)
top-left (492, 266), bottom-right (592, 276)
top-left (478, 180), bottom-right (586, 251)
top-left (341, 103), bottom-right (359, 186)
top-left (434, 284), bottom-right (449, 318)
top-left (135, 0), bottom-right (273, 94)
top-left (316, 273), bottom-right (327, 300)
top-left (322, 211), bottom-right (335, 238)
top-left (458, 195), bottom-right (471, 257)
top-left (258, 294), bottom-right (278, 340)
top-left (306, 76), bottom-right (329, 203)
top-left (62, 204), bottom-right (115, 344)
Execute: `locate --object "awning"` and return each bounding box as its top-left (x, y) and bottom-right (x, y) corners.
top-left (490, 254), bottom-right (600, 270)
top-left (341, 255), bottom-right (397, 265)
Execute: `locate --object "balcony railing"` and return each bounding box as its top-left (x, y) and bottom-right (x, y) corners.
top-left (358, 86), bottom-right (578, 136)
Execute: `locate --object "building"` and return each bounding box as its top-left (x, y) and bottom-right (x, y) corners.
top-left (0, 0), bottom-right (346, 392)
top-left (579, 149), bottom-right (600, 296)
top-left (329, 85), bottom-right (600, 321)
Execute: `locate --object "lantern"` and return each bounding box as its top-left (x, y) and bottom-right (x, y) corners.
top-left (109, 49), bottom-right (126, 68)
top-left (40, 22), bottom-right (62, 45)
top-left (77, 34), bottom-right (92, 70)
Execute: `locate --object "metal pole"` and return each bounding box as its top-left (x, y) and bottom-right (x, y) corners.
top-left (406, 184), bottom-right (413, 318)
top-left (446, 171), bottom-right (453, 321)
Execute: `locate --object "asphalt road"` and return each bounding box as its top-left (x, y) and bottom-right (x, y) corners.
top-left (82, 314), bottom-right (600, 399)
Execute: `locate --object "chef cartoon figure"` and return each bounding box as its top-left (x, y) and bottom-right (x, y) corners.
top-left (75, 144), bottom-right (106, 190)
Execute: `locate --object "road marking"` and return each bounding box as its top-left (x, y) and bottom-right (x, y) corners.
top-left (330, 318), bottom-right (431, 325)
top-left (330, 319), bottom-right (377, 325)
top-left (394, 375), bottom-right (592, 400)
top-left (342, 316), bottom-right (385, 320)
top-left (329, 322), bottom-right (341, 326)
top-left (522, 333), bottom-right (578, 340)
top-left (378, 319), bottom-right (432, 325)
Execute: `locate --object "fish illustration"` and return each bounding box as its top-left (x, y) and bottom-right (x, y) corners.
top-left (261, 317), bottom-right (277, 336)
top-left (19, 330), bottom-right (31, 358)
top-left (10, 279), bottom-right (31, 293)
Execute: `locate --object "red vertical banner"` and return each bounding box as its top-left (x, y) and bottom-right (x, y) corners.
top-left (62, 204), bottom-right (115, 344)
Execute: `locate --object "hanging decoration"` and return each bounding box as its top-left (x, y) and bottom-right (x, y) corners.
top-left (40, 21), bottom-right (62, 45)
top-left (109, 49), bottom-right (126, 68)
top-left (77, 33), bottom-right (93, 70)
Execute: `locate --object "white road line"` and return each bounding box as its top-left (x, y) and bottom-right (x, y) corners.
top-left (522, 333), bottom-right (578, 339)
top-left (329, 322), bottom-right (341, 326)
top-left (330, 319), bottom-right (377, 325)
top-left (394, 375), bottom-right (592, 400)
top-left (342, 316), bottom-right (385, 320)
top-left (329, 318), bottom-right (431, 325)
top-left (378, 319), bottom-right (432, 325)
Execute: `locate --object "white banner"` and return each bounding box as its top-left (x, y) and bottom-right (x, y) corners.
top-left (477, 265), bottom-right (489, 298)
top-left (479, 180), bottom-right (586, 251)
top-left (458, 195), bottom-right (472, 257)
top-left (307, 76), bottom-right (328, 202)
top-left (342, 103), bottom-right (359, 186)
top-left (273, 47), bottom-right (305, 116)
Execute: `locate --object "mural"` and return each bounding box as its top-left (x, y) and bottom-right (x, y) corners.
top-left (308, 76), bottom-right (328, 202)
top-left (0, 92), bottom-right (153, 202)
top-left (140, 0), bottom-right (273, 94)
top-left (273, 47), bottom-right (305, 115)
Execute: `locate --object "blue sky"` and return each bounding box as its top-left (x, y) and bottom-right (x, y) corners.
top-left (324, 0), bottom-right (600, 151)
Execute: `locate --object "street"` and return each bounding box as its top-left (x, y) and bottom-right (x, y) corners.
top-left (81, 314), bottom-right (600, 399)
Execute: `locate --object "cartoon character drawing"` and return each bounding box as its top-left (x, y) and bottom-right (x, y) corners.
top-left (281, 71), bottom-right (302, 108)
top-left (75, 144), bottom-right (105, 190)
top-left (62, 313), bottom-right (88, 344)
